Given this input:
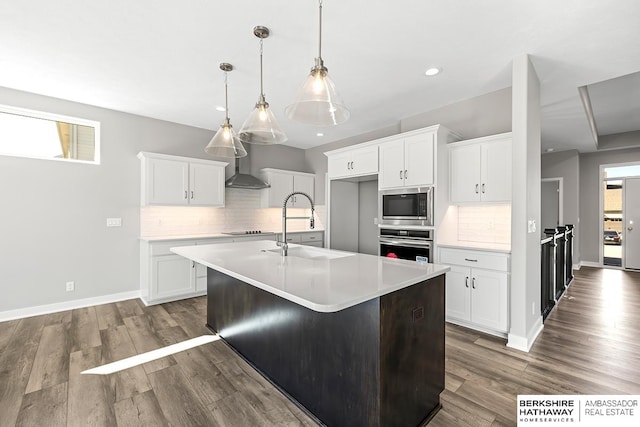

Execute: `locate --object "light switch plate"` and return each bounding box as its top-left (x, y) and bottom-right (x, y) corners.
top-left (106, 218), bottom-right (122, 227)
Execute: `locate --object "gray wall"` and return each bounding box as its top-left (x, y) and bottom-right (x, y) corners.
top-left (329, 181), bottom-right (359, 252)
top-left (358, 180), bottom-right (379, 255)
top-left (541, 150), bottom-right (580, 263)
top-left (0, 86), bottom-right (306, 314)
top-left (579, 147), bottom-right (640, 263)
top-left (400, 87), bottom-right (512, 138)
top-left (540, 180), bottom-right (560, 230)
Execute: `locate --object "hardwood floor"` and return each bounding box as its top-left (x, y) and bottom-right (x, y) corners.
top-left (1, 266), bottom-right (639, 426)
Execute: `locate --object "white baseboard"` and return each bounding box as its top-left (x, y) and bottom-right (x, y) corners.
top-left (0, 290), bottom-right (141, 322)
top-left (507, 316), bottom-right (544, 352)
top-left (580, 261), bottom-right (600, 268)
top-left (573, 263), bottom-right (581, 271)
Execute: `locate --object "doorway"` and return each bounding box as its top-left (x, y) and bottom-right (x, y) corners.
top-left (600, 163), bottom-right (640, 269)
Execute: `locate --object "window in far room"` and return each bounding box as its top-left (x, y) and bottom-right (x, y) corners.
top-left (0, 104), bottom-right (100, 164)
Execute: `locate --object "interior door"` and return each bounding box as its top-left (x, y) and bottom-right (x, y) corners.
top-left (624, 178), bottom-right (640, 269)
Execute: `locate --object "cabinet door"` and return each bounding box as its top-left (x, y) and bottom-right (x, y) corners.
top-left (351, 145), bottom-right (379, 176)
top-left (148, 158), bottom-right (189, 205)
top-left (327, 152), bottom-right (352, 179)
top-left (449, 144), bottom-right (481, 203)
top-left (470, 268), bottom-right (508, 332)
top-left (195, 262), bottom-right (207, 292)
top-left (152, 255), bottom-right (193, 299)
top-left (189, 163), bottom-right (225, 206)
top-left (379, 138), bottom-right (405, 189)
top-left (267, 172), bottom-right (295, 208)
top-left (293, 174), bottom-right (315, 207)
top-left (404, 132), bottom-right (434, 187)
top-left (481, 138), bottom-right (512, 202)
top-left (445, 265), bottom-right (472, 322)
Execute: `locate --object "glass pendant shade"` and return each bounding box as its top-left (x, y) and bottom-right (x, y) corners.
top-left (285, 62), bottom-right (350, 126)
top-left (239, 98), bottom-right (288, 144)
top-left (205, 120), bottom-right (247, 158)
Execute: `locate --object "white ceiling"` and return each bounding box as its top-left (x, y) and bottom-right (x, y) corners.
top-left (1, 0), bottom-right (639, 152)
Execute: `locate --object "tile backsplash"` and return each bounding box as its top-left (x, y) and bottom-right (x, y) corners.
top-left (457, 204), bottom-right (511, 244)
top-left (141, 188), bottom-right (325, 237)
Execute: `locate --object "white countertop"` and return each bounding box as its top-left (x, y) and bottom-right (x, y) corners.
top-left (437, 240), bottom-right (511, 254)
top-left (171, 240), bottom-right (450, 313)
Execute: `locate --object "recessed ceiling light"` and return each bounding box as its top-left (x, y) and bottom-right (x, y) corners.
top-left (316, 132), bottom-right (324, 137)
top-left (424, 67), bottom-right (441, 76)
top-left (215, 106), bottom-right (226, 112)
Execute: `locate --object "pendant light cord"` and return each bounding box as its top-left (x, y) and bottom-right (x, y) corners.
top-left (318, 0), bottom-right (323, 60)
top-left (259, 38), bottom-right (265, 97)
top-left (224, 71), bottom-right (229, 122)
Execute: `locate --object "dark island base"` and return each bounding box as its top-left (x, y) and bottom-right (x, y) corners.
top-left (206, 269), bottom-right (445, 427)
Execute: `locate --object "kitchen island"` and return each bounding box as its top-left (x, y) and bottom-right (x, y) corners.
top-left (172, 240), bottom-right (449, 426)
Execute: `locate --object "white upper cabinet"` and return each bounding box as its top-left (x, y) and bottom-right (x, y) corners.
top-left (379, 131), bottom-right (435, 189)
top-left (189, 162), bottom-right (226, 206)
top-left (449, 133), bottom-right (512, 203)
top-left (138, 152), bottom-right (228, 207)
top-left (327, 145), bottom-right (378, 179)
top-left (260, 168), bottom-right (315, 208)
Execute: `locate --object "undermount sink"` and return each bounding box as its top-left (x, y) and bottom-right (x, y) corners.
top-left (264, 246), bottom-right (354, 260)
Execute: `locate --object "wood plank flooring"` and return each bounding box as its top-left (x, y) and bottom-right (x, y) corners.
top-left (0, 266), bottom-right (638, 426)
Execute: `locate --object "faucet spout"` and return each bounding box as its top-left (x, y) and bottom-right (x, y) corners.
top-left (277, 191), bottom-right (315, 257)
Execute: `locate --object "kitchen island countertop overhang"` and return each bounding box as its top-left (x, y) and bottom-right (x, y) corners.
top-left (170, 240), bottom-right (450, 312)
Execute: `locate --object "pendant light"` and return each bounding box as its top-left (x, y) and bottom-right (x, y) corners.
top-left (285, 0), bottom-right (349, 126)
top-left (205, 63), bottom-right (247, 158)
top-left (239, 26), bottom-right (287, 145)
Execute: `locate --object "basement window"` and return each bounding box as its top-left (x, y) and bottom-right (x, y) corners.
top-left (0, 104), bottom-right (100, 164)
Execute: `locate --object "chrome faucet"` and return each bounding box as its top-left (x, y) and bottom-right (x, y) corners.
top-left (277, 191), bottom-right (315, 256)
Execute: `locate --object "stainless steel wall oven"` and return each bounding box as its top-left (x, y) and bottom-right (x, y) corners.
top-left (379, 228), bottom-right (433, 263)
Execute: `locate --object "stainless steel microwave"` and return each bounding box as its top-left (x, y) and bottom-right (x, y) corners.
top-left (379, 187), bottom-right (433, 227)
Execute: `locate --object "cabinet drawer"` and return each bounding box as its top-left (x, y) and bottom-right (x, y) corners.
top-left (439, 248), bottom-right (509, 271)
top-left (300, 232), bottom-right (323, 243)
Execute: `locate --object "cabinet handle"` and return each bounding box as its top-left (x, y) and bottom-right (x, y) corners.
top-left (472, 278), bottom-right (476, 289)
top-left (350, 161), bottom-right (354, 169)
top-left (475, 184), bottom-right (479, 194)
top-left (465, 277), bottom-right (469, 288)
top-left (184, 190), bottom-right (188, 199)
top-left (191, 190), bottom-right (194, 199)
top-left (464, 258), bottom-right (478, 262)
top-left (347, 161), bottom-right (351, 170)
top-left (192, 261), bottom-right (195, 268)
top-left (400, 170), bottom-right (403, 179)
top-left (404, 169), bottom-right (407, 179)
top-left (482, 183), bottom-right (485, 194)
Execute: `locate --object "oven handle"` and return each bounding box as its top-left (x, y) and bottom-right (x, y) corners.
top-left (379, 238), bottom-right (432, 249)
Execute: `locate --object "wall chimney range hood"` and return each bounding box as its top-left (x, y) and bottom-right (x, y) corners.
top-left (225, 143), bottom-right (270, 189)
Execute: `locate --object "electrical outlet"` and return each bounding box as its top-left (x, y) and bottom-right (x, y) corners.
top-left (66, 281), bottom-right (75, 292)
top-left (106, 218), bottom-right (122, 227)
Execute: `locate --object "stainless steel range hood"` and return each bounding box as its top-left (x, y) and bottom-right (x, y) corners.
top-left (225, 144), bottom-right (270, 189)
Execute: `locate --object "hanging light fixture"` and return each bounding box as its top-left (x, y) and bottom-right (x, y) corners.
top-left (285, 0), bottom-right (349, 126)
top-left (239, 26), bottom-right (287, 145)
top-left (205, 63), bottom-right (247, 158)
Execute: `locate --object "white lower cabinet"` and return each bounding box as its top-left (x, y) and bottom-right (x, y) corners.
top-left (439, 247), bottom-right (509, 335)
top-left (141, 234), bottom-right (275, 305)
